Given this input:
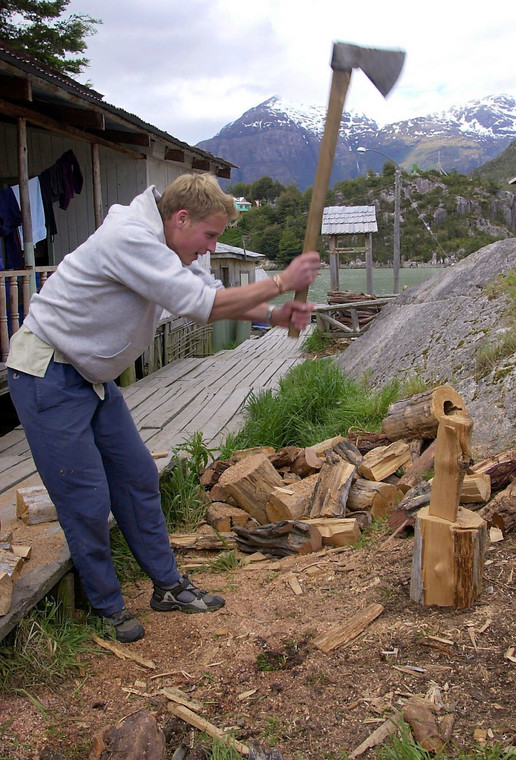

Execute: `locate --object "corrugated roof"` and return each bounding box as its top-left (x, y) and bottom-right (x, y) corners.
top-left (321, 205), bottom-right (378, 235)
top-left (0, 39), bottom-right (235, 169)
top-left (214, 243), bottom-right (264, 260)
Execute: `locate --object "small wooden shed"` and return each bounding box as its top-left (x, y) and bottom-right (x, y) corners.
top-left (321, 205), bottom-right (377, 294)
top-left (211, 242), bottom-right (265, 288)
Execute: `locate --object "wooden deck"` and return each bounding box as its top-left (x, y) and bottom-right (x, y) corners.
top-left (0, 327), bottom-right (309, 639)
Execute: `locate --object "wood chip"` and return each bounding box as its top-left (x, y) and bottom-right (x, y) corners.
top-left (167, 702), bottom-right (249, 755)
top-left (313, 603), bottom-right (384, 653)
top-left (237, 689), bottom-right (258, 701)
top-left (349, 715), bottom-right (401, 759)
top-left (162, 686), bottom-right (203, 712)
top-left (92, 636), bottom-right (156, 669)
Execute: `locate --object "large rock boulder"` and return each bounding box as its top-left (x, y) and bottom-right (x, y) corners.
top-left (335, 238), bottom-right (516, 457)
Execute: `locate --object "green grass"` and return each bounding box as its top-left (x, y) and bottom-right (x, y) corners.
top-left (475, 269), bottom-right (516, 379)
top-left (301, 330), bottom-right (336, 354)
top-left (222, 358), bottom-right (401, 451)
top-left (0, 599), bottom-right (102, 692)
top-left (160, 432), bottom-right (216, 531)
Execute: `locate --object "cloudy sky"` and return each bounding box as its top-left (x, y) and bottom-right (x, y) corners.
top-left (67, 0), bottom-right (516, 146)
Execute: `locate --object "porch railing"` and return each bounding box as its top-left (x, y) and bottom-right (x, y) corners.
top-left (0, 267), bottom-right (57, 361)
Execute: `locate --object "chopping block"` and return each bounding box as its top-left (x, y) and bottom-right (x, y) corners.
top-left (410, 400), bottom-right (488, 609)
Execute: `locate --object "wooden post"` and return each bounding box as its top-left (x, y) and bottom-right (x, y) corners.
top-left (410, 409), bottom-right (487, 608)
top-left (91, 142), bottom-right (104, 229)
top-left (329, 236), bottom-right (339, 291)
top-left (365, 232), bottom-right (373, 294)
top-left (17, 117), bottom-right (37, 296)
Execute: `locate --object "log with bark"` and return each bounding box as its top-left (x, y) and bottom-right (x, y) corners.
top-left (346, 429), bottom-right (391, 454)
top-left (470, 448), bottom-right (516, 491)
top-left (402, 697), bottom-right (445, 754)
top-left (347, 478), bottom-right (404, 518)
top-left (268, 446), bottom-right (301, 470)
top-left (397, 440), bottom-right (437, 493)
top-left (199, 459), bottom-right (231, 488)
top-left (290, 447), bottom-right (323, 478)
top-left (217, 453), bottom-right (284, 524)
top-left (233, 521), bottom-right (322, 557)
top-left (381, 385), bottom-right (469, 442)
top-left (478, 480), bottom-right (516, 535)
top-left (388, 481), bottom-right (431, 534)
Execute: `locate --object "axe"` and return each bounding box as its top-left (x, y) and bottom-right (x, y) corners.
top-left (288, 41), bottom-right (406, 337)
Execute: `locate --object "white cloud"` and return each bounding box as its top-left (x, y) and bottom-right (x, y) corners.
top-left (67, 0), bottom-right (516, 144)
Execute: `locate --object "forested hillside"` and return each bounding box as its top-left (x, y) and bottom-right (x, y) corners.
top-left (222, 168), bottom-right (515, 266)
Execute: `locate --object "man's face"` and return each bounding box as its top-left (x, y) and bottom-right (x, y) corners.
top-left (164, 210), bottom-right (228, 266)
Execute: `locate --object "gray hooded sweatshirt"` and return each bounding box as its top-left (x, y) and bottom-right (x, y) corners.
top-left (19, 186), bottom-right (222, 384)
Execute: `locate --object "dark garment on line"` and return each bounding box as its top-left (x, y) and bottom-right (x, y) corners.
top-left (38, 149), bottom-right (84, 236)
top-left (0, 187), bottom-right (23, 270)
top-left (57, 149), bottom-right (84, 210)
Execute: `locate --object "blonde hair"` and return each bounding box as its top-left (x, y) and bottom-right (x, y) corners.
top-left (157, 173), bottom-right (238, 223)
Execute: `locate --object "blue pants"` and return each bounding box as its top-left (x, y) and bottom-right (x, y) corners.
top-left (8, 360), bottom-right (180, 616)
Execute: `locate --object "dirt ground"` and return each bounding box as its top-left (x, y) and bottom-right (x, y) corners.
top-left (1, 524), bottom-right (515, 760)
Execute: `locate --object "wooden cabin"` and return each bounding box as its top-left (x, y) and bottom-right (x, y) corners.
top-left (0, 40), bottom-right (235, 392)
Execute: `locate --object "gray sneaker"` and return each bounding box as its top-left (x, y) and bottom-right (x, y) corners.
top-left (150, 575), bottom-right (225, 614)
top-left (103, 607), bottom-right (145, 643)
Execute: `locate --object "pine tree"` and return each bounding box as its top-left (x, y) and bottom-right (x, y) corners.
top-left (0, 0), bottom-right (100, 77)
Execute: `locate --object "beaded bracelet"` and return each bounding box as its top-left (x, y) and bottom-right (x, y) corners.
top-left (272, 274), bottom-right (286, 294)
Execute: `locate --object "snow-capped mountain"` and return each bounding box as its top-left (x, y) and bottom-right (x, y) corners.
top-left (197, 95), bottom-right (516, 189)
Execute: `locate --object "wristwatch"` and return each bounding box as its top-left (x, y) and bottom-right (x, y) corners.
top-left (266, 304), bottom-right (277, 325)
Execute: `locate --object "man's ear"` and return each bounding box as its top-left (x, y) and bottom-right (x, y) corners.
top-left (176, 209), bottom-right (189, 227)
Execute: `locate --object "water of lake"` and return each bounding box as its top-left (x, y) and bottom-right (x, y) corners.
top-left (271, 266), bottom-right (442, 305)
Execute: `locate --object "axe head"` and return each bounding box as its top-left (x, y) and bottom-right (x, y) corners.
top-left (331, 42), bottom-right (405, 98)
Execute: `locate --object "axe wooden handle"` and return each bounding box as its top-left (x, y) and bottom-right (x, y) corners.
top-left (289, 68), bottom-right (351, 337)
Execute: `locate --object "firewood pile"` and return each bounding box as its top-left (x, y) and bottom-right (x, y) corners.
top-left (177, 385), bottom-right (516, 558)
top-left (325, 290), bottom-right (384, 332)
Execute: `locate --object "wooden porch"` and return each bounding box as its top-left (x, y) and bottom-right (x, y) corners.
top-left (0, 326), bottom-right (309, 639)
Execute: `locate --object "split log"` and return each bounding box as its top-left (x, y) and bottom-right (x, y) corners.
top-left (402, 698), bottom-right (444, 754)
top-left (410, 506), bottom-right (487, 608)
top-left (470, 448), bottom-right (516, 491)
top-left (429, 415), bottom-right (473, 522)
top-left (358, 441), bottom-right (412, 482)
top-left (199, 459), bottom-right (231, 488)
top-left (16, 485), bottom-right (58, 525)
top-left (459, 473), bottom-right (491, 504)
top-left (217, 453), bottom-right (284, 524)
top-left (168, 531), bottom-right (238, 550)
top-left (347, 428), bottom-right (391, 454)
top-left (309, 461), bottom-right (356, 518)
top-left (11, 544), bottom-right (32, 560)
top-left (397, 440), bottom-right (437, 493)
top-left (0, 548), bottom-right (24, 615)
top-left (229, 446), bottom-right (276, 463)
top-left (233, 520), bottom-right (322, 557)
top-left (266, 473), bottom-right (320, 522)
top-left (307, 435), bottom-right (346, 458)
top-left (205, 502), bottom-right (256, 532)
top-left (347, 479), bottom-right (404, 518)
top-left (268, 446), bottom-right (301, 470)
top-left (313, 602), bottom-right (384, 653)
top-left (478, 480), bottom-right (516, 535)
top-left (301, 518), bottom-right (360, 547)
top-left (90, 710), bottom-right (166, 760)
top-left (290, 447), bottom-right (323, 478)
top-left (381, 385), bottom-right (469, 441)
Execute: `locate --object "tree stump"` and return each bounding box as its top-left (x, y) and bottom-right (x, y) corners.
top-left (217, 453), bottom-right (284, 524)
top-left (410, 506), bottom-right (487, 608)
top-left (411, 409), bottom-right (487, 608)
top-left (381, 385), bottom-right (468, 441)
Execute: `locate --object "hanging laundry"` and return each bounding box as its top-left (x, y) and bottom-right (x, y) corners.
top-left (11, 176), bottom-right (47, 246)
top-left (0, 187), bottom-right (23, 270)
top-left (38, 150), bottom-right (84, 235)
top-left (57, 150), bottom-right (83, 210)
